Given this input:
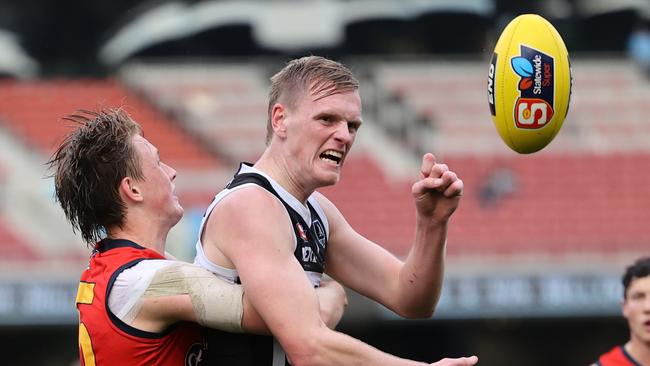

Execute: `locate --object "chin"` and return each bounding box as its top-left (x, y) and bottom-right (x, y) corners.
top-left (314, 164), bottom-right (341, 187)
top-left (320, 174), bottom-right (340, 187)
top-left (171, 206), bottom-right (184, 221)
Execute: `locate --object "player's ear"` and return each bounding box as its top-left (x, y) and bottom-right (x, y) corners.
top-left (621, 297), bottom-right (630, 319)
top-left (270, 103), bottom-right (288, 139)
top-left (119, 177), bottom-right (143, 203)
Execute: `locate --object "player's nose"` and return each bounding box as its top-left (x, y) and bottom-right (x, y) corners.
top-left (333, 121), bottom-right (352, 144)
top-left (162, 162), bottom-right (177, 181)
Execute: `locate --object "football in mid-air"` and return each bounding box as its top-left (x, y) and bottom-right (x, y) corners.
top-left (487, 14), bottom-right (572, 154)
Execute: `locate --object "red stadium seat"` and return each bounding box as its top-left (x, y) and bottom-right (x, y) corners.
top-left (0, 79), bottom-right (224, 170)
top-left (0, 216), bottom-right (41, 262)
top-left (321, 153), bottom-right (650, 259)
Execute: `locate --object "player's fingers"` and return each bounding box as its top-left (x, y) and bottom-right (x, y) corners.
top-left (413, 170), bottom-right (461, 195)
top-left (413, 177), bottom-right (441, 194)
top-left (412, 178), bottom-right (432, 195)
top-left (443, 177), bottom-right (464, 198)
top-left (455, 356), bottom-right (478, 366)
top-left (414, 177), bottom-right (445, 193)
top-left (420, 153), bottom-right (436, 178)
top-left (430, 163), bottom-right (449, 179)
top-left (438, 170), bottom-right (457, 188)
top-left (461, 355), bottom-right (478, 365)
top-left (419, 171), bottom-right (457, 192)
top-left (431, 355), bottom-right (478, 366)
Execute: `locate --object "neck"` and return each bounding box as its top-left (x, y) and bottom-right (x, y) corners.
top-left (626, 337), bottom-right (650, 364)
top-left (107, 221), bottom-right (168, 256)
top-left (254, 149), bottom-right (312, 203)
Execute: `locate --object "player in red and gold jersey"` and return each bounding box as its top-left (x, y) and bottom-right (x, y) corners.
top-left (593, 257), bottom-right (650, 366)
top-left (76, 238), bottom-right (208, 366)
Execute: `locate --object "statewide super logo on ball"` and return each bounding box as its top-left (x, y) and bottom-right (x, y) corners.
top-left (511, 45), bottom-right (554, 129)
top-left (487, 14), bottom-right (571, 154)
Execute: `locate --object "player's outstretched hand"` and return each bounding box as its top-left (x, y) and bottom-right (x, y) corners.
top-left (411, 153), bottom-right (463, 222)
top-left (430, 355), bottom-right (478, 366)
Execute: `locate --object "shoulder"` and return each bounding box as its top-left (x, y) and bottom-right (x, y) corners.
top-left (115, 259), bottom-right (173, 285)
top-left (595, 345), bottom-right (631, 366)
top-left (312, 191), bottom-right (350, 232)
top-left (206, 183), bottom-right (294, 254)
top-left (207, 184), bottom-right (288, 228)
top-left (109, 259), bottom-right (174, 317)
top-left (312, 190), bottom-right (329, 205)
top-left (312, 191), bottom-right (339, 217)
top-left (221, 184), bottom-right (284, 212)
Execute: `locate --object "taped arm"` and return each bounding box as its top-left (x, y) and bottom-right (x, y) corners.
top-left (130, 261), bottom-right (344, 335)
top-left (134, 261), bottom-right (269, 334)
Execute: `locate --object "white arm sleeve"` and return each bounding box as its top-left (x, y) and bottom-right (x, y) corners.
top-left (108, 259), bottom-right (172, 324)
top-left (144, 261), bottom-right (244, 333)
top-left (109, 260), bottom-right (244, 333)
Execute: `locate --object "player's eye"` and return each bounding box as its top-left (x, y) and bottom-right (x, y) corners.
top-left (348, 122), bottom-right (361, 133)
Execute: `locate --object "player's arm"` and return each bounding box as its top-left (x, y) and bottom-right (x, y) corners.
top-left (124, 261), bottom-right (266, 334)
top-left (317, 153), bottom-right (463, 318)
top-left (206, 187), bottom-right (473, 366)
top-left (124, 263), bottom-right (346, 335)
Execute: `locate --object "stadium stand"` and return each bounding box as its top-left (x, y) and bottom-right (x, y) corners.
top-left (0, 79), bottom-right (223, 169)
top-left (0, 58), bottom-right (636, 326)
top-left (377, 58), bottom-right (650, 154)
top-left (0, 124), bottom-right (85, 268)
top-left (121, 63), bottom-right (269, 162)
top-left (325, 59), bottom-right (650, 268)
top-left (374, 60), bottom-right (508, 155)
top-left (121, 58), bottom-right (648, 268)
top-left (2, 2), bottom-right (648, 364)
top-left (0, 79), bottom-right (233, 267)
top-left (321, 152), bottom-right (650, 264)
top-left (0, 216), bottom-right (40, 262)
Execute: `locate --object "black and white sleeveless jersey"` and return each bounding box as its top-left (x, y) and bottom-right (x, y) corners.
top-left (194, 163), bottom-right (329, 366)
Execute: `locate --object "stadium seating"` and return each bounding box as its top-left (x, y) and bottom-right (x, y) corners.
top-left (322, 152), bottom-right (650, 260)
top-left (0, 216), bottom-right (40, 262)
top-left (374, 59), bottom-right (650, 155)
top-left (321, 59), bottom-right (650, 261)
top-left (0, 79), bottom-right (233, 266)
top-left (114, 60), bottom-right (650, 263)
top-left (0, 79), bottom-right (223, 169)
top-left (0, 8), bottom-right (645, 267)
top-left (121, 63), bottom-right (269, 162)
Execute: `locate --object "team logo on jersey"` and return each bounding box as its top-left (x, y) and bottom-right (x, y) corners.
top-left (511, 45), bottom-right (555, 129)
top-left (296, 222), bottom-right (308, 242)
top-left (185, 342), bottom-right (206, 366)
top-left (312, 220), bottom-right (326, 247)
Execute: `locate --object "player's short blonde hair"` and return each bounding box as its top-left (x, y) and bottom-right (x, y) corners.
top-left (266, 56), bottom-right (359, 144)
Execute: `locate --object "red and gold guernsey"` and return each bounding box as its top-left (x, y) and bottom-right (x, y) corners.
top-left (76, 238), bottom-right (206, 366)
top-left (595, 345), bottom-right (642, 366)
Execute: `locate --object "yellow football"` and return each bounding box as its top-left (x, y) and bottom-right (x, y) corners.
top-left (487, 14), bottom-right (572, 154)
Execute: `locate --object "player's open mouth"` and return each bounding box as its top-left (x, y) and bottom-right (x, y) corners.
top-left (320, 150), bottom-right (342, 165)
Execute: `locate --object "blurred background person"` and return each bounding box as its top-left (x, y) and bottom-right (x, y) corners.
top-left (591, 257), bottom-right (650, 366)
